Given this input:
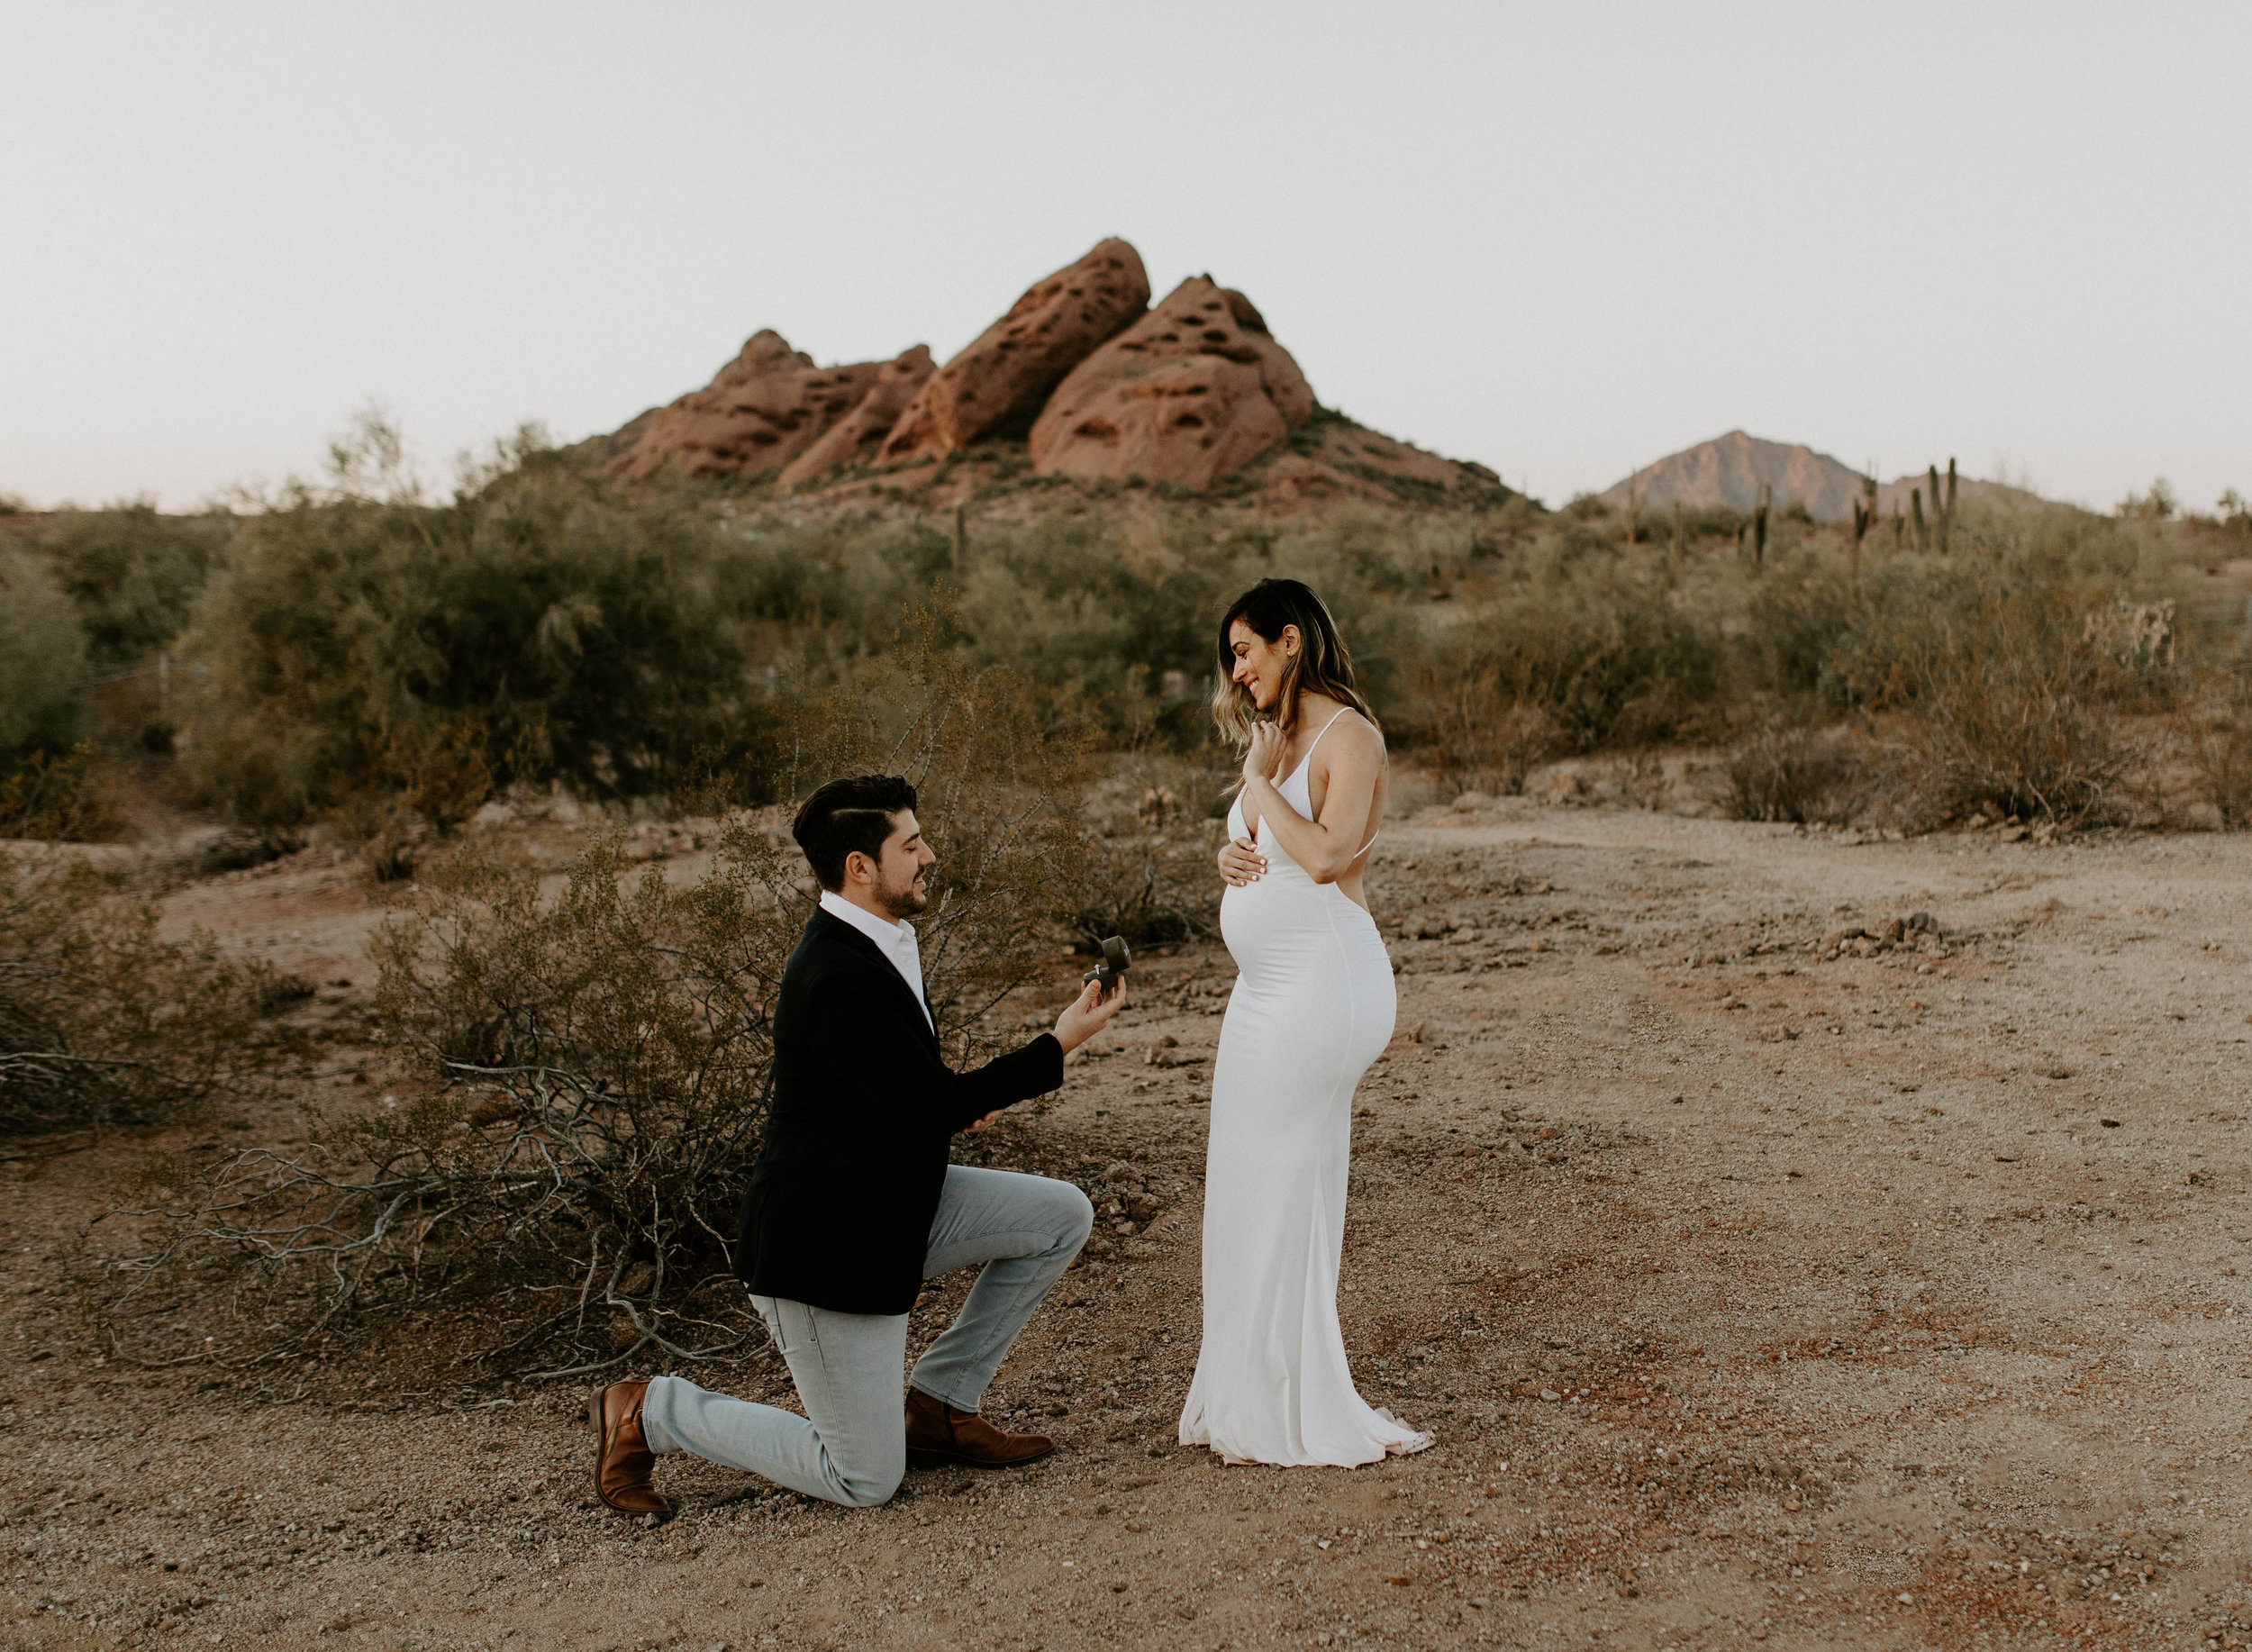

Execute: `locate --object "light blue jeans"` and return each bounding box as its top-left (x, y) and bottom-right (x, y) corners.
top-left (640, 1166), bottom-right (1093, 1507)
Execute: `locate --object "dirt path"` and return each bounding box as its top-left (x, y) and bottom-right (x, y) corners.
top-left (5, 803), bottom-right (2250, 1651)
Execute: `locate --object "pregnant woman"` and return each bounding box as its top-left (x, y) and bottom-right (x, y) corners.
top-left (1178, 577), bottom-right (1430, 1467)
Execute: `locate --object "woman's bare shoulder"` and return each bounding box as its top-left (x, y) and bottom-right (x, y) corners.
top-left (1322, 708), bottom-right (1387, 759)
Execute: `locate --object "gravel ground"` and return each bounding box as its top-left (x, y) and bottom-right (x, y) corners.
top-left (5, 798), bottom-right (2251, 1651)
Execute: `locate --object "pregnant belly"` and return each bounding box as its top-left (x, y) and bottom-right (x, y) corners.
top-left (1221, 873), bottom-right (1379, 989)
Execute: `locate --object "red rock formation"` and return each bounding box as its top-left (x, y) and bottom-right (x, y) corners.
top-left (604, 331), bottom-right (887, 481)
top-left (1216, 286), bottom-right (1316, 425)
top-left (776, 346), bottom-right (936, 487)
top-left (1027, 277), bottom-right (1315, 489)
top-left (877, 239), bottom-right (1149, 467)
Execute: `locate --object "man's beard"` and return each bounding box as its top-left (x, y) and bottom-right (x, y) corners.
top-left (875, 869), bottom-right (929, 920)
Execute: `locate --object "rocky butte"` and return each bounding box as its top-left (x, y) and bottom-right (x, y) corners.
top-left (595, 238), bottom-right (1504, 510)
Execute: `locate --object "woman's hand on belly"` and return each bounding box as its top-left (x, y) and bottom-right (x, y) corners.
top-left (1218, 835), bottom-right (1267, 886)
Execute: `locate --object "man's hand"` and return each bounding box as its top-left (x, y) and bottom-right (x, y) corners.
top-left (1052, 976), bottom-right (1127, 1054)
top-left (966, 1109), bottom-right (1004, 1133)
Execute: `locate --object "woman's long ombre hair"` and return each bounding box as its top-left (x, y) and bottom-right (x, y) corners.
top-left (1211, 577), bottom-right (1378, 748)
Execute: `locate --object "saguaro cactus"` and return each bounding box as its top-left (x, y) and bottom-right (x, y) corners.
top-left (1751, 483), bottom-right (1772, 573)
top-left (1925, 461), bottom-right (1958, 555)
top-left (1850, 474), bottom-right (1875, 580)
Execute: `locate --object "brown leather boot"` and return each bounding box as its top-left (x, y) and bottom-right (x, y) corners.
top-left (588, 1379), bottom-right (671, 1517)
top-left (904, 1386), bottom-right (1057, 1467)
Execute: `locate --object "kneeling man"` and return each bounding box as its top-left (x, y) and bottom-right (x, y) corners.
top-left (589, 774), bottom-right (1123, 1514)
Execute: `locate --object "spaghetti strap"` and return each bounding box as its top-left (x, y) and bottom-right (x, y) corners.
top-left (1287, 709), bottom-right (1352, 782)
top-left (1306, 708), bottom-right (1350, 753)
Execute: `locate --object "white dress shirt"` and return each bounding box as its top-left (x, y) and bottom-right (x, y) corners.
top-left (818, 889), bottom-right (933, 1032)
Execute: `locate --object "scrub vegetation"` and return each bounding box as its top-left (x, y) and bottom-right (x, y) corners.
top-left (2, 415), bottom-right (2247, 1364)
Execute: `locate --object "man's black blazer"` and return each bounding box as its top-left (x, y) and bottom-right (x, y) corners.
top-left (732, 907), bottom-right (1065, 1315)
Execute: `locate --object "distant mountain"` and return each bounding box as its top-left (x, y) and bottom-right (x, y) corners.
top-left (1599, 431), bottom-right (1870, 522)
top-left (1601, 431), bottom-right (2033, 523)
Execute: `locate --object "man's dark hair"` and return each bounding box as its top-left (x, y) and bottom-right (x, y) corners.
top-left (793, 775), bottom-right (919, 891)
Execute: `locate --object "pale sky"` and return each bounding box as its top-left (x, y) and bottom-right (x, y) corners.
top-left (5, 2), bottom-right (2247, 514)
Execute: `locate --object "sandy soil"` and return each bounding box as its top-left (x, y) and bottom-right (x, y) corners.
top-left (5, 801), bottom-right (2252, 1652)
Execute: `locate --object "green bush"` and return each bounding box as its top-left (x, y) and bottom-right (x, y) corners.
top-left (0, 548), bottom-right (87, 760)
top-left (48, 425), bottom-right (2235, 847)
top-left (33, 504), bottom-right (237, 670)
top-left (940, 506), bottom-right (1424, 741)
top-left (1405, 560), bottom-right (1725, 755)
top-left (176, 442), bottom-right (759, 832)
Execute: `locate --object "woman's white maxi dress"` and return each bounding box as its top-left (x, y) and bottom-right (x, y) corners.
top-left (1177, 713), bottom-right (1431, 1466)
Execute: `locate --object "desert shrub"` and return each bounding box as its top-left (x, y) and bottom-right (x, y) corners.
top-left (99, 634), bottom-right (1091, 1371)
top-left (942, 506), bottom-right (1423, 745)
top-left (1742, 557), bottom-right (1879, 703)
top-left (1721, 722), bottom-right (1861, 823)
top-left (721, 515), bottom-right (951, 654)
top-left (32, 503), bottom-right (237, 669)
top-left (2181, 676), bottom-right (2252, 828)
top-left (1406, 563), bottom-right (1724, 756)
top-left (1886, 618), bottom-right (2134, 826)
top-left (2119, 478), bottom-right (2177, 521)
top-left (1395, 653), bottom-right (1559, 795)
top-left (1762, 555), bottom-right (1994, 711)
top-left (175, 434), bottom-right (758, 835)
top-left (1, 849), bottom-right (303, 1137)
top-left (1069, 752), bottom-right (1231, 948)
top-left (0, 548), bottom-right (87, 761)
top-left (0, 746), bottom-right (130, 843)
